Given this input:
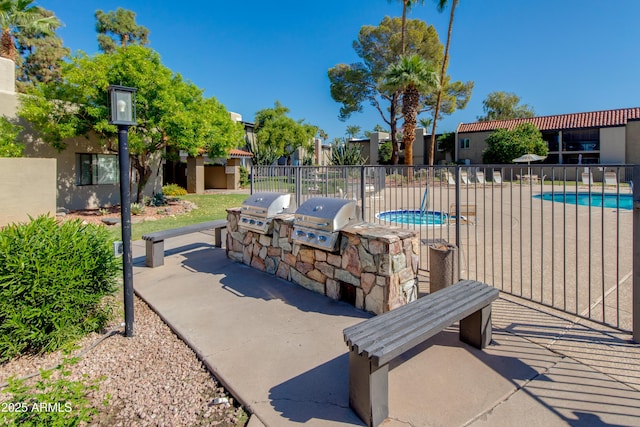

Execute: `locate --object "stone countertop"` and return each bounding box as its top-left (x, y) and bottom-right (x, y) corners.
top-left (342, 222), bottom-right (417, 242)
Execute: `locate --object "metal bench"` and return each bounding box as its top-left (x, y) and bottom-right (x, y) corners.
top-left (141, 219), bottom-right (227, 268)
top-left (343, 280), bottom-right (499, 427)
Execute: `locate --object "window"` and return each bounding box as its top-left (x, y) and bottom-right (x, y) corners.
top-left (77, 154), bottom-right (119, 185)
top-left (562, 128), bottom-right (599, 151)
top-left (436, 140), bottom-right (444, 152)
top-left (460, 138), bottom-right (470, 149)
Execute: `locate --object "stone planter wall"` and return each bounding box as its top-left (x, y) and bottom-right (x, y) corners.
top-left (226, 208), bottom-right (418, 314)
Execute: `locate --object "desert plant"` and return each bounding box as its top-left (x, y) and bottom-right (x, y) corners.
top-left (330, 140), bottom-right (366, 166)
top-left (162, 183), bottom-right (187, 196)
top-left (0, 216), bottom-right (118, 361)
top-left (130, 202), bottom-right (145, 215)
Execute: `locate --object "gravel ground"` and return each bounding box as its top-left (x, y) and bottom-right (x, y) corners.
top-left (0, 296), bottom-right (247, 426)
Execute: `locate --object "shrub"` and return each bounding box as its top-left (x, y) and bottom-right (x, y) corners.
top-left (239, 166), bottom-right (249, 188)
top-left (130, 203), bottom-right (145, 215)
top-left (162, 183), bottom-right (187, 196)
top-left (0, 216), bottom-right (119, 361)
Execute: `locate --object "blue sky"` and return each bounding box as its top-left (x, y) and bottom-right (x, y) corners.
top-left (37, 0), bottom-right (640, 141)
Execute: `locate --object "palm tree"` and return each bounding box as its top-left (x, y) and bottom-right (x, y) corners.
top-left (391, 0), bottom-right (425, 54)
top-left (428, 0), bottom-right (458, 166)
top-left (0, 0), bottom-right (59, 61)
top-left (345, 125), bottom-right (361, 140)
top-left (383, 54), bottom-right (439, 166)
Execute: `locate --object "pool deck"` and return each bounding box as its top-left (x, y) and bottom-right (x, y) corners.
top-left (131, 232), bottom-right (640, 427)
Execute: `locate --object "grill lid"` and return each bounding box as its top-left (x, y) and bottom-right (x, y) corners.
top-left (294, 197), bottom-right (357, 232)
top-left (241, 192), bottom-right (291, 218)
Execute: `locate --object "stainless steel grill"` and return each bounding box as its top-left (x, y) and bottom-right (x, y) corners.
top-left (293, 197), bottom-right (360, 251)
top-left (239, 192), bottom-right (291, 234)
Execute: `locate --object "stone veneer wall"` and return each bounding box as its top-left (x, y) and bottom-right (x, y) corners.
top-left (226, 208), bottom-right (419, 315)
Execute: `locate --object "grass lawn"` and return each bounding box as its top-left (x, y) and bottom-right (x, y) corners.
top-left (108, 193), bottom-right (248, 241)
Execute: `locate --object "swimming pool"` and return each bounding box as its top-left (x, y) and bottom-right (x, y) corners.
top-left (375, 210), bottom-right (449, 226)
top-left (533, 192), bottom-right (632, 210)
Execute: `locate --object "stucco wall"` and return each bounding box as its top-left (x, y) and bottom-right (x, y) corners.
top-left (0, 58), bottom-right (17, 119)
top-left (626, 120), bottom-right (640, 165)
top-left (600, 126), bottom-right (626, 163)
top-left (24, 134), bottom-right (161, 210)
top-left (0, 158), bottom-right (56, 227)
top-left (204, 165), bottom-right (227, 188)
top-left (457, 131), bottom-right (490, 164)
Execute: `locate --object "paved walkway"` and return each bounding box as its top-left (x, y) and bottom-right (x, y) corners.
top-left (131, 232), bottom-right (640, 427)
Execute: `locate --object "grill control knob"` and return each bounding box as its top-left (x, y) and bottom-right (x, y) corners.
top-left (296, 230), bottom-right (306, 237)
top-left (249, 219), bottom-right (256, 225)
top-left (307, 232), bottom-right (316, 239)
top-left (257, 221), bottom-right (264, 226)
top-left (318, 235), bottom-right (327, 242)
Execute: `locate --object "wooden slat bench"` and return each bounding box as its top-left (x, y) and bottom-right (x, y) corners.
top-left (343, 280), bottom-right (499, 427)
top-left (141, 219), bottom-right (227, 268)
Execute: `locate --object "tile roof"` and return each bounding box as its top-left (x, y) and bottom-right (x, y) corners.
top-left (229, 148), bottom-right (253, 158)
top-left (457, 107), bottom-right (640, 133)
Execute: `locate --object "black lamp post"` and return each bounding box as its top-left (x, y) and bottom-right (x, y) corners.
top-left (108, 85), bottom-right (137, 337)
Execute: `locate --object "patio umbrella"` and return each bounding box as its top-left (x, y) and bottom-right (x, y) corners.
top-left (512, 153), bottom-right (546, 177)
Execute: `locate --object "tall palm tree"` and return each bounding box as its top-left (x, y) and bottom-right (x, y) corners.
top-left (383, 54), bottom-right (439, 166)
top-left (390, 0), bottom-right (425, 54)
top-left (428, 0), bottom-right (458, 166)
top-left (0, 0), bottom-right (58, 61)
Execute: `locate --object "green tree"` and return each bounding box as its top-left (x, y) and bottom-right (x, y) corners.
top-left (14, 7), bottom-right (69, 92)
top-left (254, 101), bottom-right (317, 165)
top-left (0, 116), bottom-right (23, 157)
top-left (378, 140), bottom-right (392, 164)
top-left (436, 131), bottom-right (454, 157)
top-left (329, 16), bottom-right (472, 165)
top-left (95, 8), bottom-right (149, 53)
top-left (477, 91), bottom-right (535, 122)
top-left (482, 122), bottom-right (548, 164)
top-left (428, 0), bottom-right (458, 166)
top-left (0, 0), bottom-right (59, 61)
top-left (19, 45), bottom-right (243, 201)
top-left (345, 125), bottom-right (361, 139)
top-left (383, 54), bottom-right (439, 166)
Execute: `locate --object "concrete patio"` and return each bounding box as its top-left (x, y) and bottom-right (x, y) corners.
top-left (131, 232), bottom-right (640, 426)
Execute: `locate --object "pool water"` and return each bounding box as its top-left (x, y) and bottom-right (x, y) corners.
top-left (376, 210), bottom-right (449, 226)
top-left (534, 192), bottom-right (632, 210)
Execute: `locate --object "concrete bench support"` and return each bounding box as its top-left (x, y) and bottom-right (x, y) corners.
top-left (142, 219), bottom-right (227, 268)
top-left (343, 280), bottom-right (499, 427)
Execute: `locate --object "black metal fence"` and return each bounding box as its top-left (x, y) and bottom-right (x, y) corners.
top-left (250, 164), bottom-right (638, 338)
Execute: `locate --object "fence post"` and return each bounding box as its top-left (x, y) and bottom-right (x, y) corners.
top-left (361, 167), bottom-right (366, 220)
top-left (633, 165), bottom-right (640, 342)
top-left (295, 167), bottom-right (302, 208)
top-left (455, 166), bottom-right (462, 281)
top-left (250, 165), bottom-right (254, 194)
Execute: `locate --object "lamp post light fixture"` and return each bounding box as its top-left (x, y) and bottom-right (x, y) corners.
top-left (108, 85), bottom-right (137, 337)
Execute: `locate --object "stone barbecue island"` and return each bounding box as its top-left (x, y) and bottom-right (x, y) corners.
top-left (226, 208), bottom-right (419, 314)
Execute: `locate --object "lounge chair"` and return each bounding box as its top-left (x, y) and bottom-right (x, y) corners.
top-left (604, 171), bottom-right (618, 186)
top-left (582, 171), bottom-right (593, 185)
top-left (475, 171), bottom-right (486, 184)
top-left (460, 170), bottom-right (470, 185)
top-left (492, 170), bottom-right (503, 184)
top-left (443, 170), bottom-right (456, 185)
